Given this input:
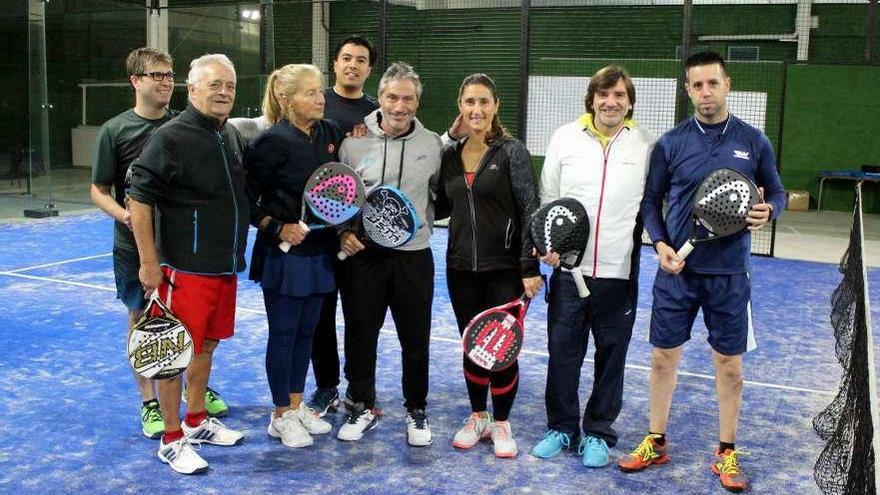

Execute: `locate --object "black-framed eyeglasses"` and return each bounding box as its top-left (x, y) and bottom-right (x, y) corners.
top-left (137, 71), bottom-right (175, 82)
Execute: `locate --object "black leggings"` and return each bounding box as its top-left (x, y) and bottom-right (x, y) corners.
top-left (447, 268), bottom-right (522, 421)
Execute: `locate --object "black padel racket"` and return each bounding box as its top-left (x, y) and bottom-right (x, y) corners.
top-left (338, 185), bottom-right (419, 260)
top-left (530, 198), bottom-right (590, 298)
top-left (676, 168), bottom-right (761, 260)
top-left (280, 161), bottom-right (366, 252)
top-left (462, 294), bottom-right (530, 372)
top-left (127, 294), bottom-right (194, 380)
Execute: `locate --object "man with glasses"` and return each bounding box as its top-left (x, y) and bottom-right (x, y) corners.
top-left (129, 54), bottom-right (249, 474)
top-left (89, 48), bottom-right (225, 440)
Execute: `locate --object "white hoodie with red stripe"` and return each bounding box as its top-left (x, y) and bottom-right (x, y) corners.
top-left (539, 115), bottom-right (655, 280)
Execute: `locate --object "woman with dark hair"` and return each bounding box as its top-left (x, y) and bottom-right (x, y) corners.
top-left (437, 73), bottom-right (542, 458)
top-left (245, 63), bottom-right (341, 449)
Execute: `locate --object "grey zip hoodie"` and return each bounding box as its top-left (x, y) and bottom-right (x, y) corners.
top-left (339, 109), bottom-right (443, 251)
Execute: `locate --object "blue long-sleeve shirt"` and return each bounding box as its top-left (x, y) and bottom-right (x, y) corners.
top-left (641, 115), bottom-right (786, 275)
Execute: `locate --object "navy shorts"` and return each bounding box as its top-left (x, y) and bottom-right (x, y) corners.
top-left (113, 247), bottom-right (147, 311)
top-left (649, 270), bottom-right (754, 355)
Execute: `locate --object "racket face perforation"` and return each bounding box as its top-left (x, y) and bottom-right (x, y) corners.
top-left (304, 162), bottom-right (365, 225)
top-left (530, 198), bottom-right (589, 270)
top-left (362, 186), bottom-right (419, 248)
top-left (693, 168), bottom-right (759, 237)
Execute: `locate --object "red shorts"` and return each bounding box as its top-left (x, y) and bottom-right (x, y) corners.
top-left (157, 267), bottom-right (237, 354)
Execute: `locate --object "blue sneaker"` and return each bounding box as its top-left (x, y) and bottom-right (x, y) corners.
top-left (530, 430), bottom-right (572, 459)
top-left (578, 435), bottom-right (610, 467)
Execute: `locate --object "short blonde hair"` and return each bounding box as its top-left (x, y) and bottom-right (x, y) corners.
top-left (261, 64), bottom-right (324, 125)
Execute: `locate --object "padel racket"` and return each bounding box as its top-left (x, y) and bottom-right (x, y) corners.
top-left (462, 294), bottom-right (530, 372)
top-left (337, 185), bottom-right (419, 260)
top-left (127, 294), bottom-right (193, 380)
top-left (676, 168), bottom-right (761, 260)
top-left (279, 161), bottom-right (365, 252)
top-left (530, 198), bottom-right (590, 298)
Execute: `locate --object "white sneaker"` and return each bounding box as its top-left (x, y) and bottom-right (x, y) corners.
top-left (337, 407), bottom-right (379, 441)
top-left (267, 410), bottom-right (313, 448)
top-left (405, 409), bottom-right (432, 447)
top-left (491, 421), bottom-right (518, 458)
top-left (182, 417), bottom-right (244, 446)
top-left (453, 411), bottom-right (492, 449)
top-left (294, 402), bottom-right (332, 435)
top-left (157, 436), bottom-right (209, 474)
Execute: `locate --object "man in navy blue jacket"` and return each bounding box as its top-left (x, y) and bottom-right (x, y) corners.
top-left (618, 52), bottom-right (786, 493)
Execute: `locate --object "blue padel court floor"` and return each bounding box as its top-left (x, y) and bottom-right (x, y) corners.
top-left (0, 213), bottom-right (877, 494)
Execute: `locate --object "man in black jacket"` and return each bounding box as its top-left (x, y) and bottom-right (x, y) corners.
top-left (129, 53), bottom-right (249, 475)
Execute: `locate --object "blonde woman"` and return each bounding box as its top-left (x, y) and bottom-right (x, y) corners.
top-left (245, 64), bottom-right (342, 448)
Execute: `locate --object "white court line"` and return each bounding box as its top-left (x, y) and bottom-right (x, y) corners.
top-left (5, 253), bottom-right (112, 274)
top-left (0, 271), bottom-right (115, 291)
top-left (425, 335), bottom-right (835, 397)
top-left (0, 270), bottom-right (836, 397)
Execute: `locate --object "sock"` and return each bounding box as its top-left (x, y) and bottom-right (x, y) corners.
top-left (719, 441), bottom-right (735, 453)
top-left (649, 431), bottom-right (666, 446)
top-left (185, 410), bottom-right (207, 427)
top-left (162, 429), bottom-right (184, 444)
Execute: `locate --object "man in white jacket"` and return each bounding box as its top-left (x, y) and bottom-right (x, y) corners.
top-left (531, 65), bottom-right (655, 468)
top-left (335, 62), bottom-right (443, 447)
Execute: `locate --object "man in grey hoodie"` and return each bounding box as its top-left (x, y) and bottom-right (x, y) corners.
top-left (335, 62), bottom-right (443, 447)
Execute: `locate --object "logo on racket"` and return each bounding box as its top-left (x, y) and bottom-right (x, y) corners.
top-left (306, 174), bottom-right (362, 221)
top-left (675, 168), bottom-right (760, 260)
top-left (362, 187), bottom-right (418, 248)
top-left (467, 315), bottom-right (519, 371)
top-left (697, 180), bottom-right (752, 217)
top-left (127, 297), bottom-right (193, 380)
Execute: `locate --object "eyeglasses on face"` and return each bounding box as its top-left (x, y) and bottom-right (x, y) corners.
top-left (137, 71), bottom-right (175, 82)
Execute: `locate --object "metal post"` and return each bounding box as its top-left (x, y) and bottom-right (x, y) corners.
top-left (146, 0), bottom-right (168, 52)
top-left (517, 0), bottom-right (531, 143)
top-left (676, 0), bottom-right (693, 124)
top-left (867, 0), bottom-right (878, 63)
top-left (312, 1), bottom-right (329, 73)
top-left (379, 0), bottom-right (387, 73)
top-left (260, 0), bottom-right (275, 75)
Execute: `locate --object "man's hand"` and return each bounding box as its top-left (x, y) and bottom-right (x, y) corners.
top-left (346, 123), bottom-right (368, 139)
top-left (139, 260), bottom-right (164, 296)
top-left (533, 247), bottom-right (561, 269)
top-left (339, 230), bottom-right (365, 257)
top-left (448, 114), bottom-right (471, 141)
top-left (747, 188), bottom-right (772, 230)
top-left (121, 209), bottom-right (133, 231)
top-left (522, 276), bottom-right (543, 299)
top-left (656, 241), bottom-right (685, 275)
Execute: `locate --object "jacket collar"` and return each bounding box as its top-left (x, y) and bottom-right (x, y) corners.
top-left (577, 113), bottom-right (635, 148)
top-left (184, 102), bottom-right (228, 131)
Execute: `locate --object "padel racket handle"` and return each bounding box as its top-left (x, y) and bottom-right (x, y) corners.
top-left (676, 241), bottom-right (695, 260)
top-left (337, 250), bottom-right (348, 261)
top-left (564, 268), bottom-right (590, 298)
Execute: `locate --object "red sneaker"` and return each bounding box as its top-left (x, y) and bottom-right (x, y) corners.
top-left (618, 434), bottom-right (670, 472)
top-left (712, 448), bottom-right (749, 493)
